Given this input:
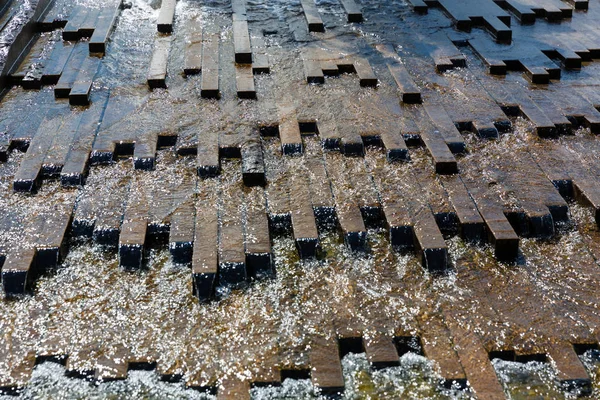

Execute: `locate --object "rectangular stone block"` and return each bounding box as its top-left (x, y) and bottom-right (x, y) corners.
top-left (169, 201), bottom-right (195, 264)
top-left (201, 36), bottom-right (220, 98)
top-left (233, 20), bottom-right (252, 64)
top-left (119, 199), bottom-right (148, 270)
top-left (364, 335), bottom-right (400, 369)
top-left (413, 206), bottom-right (449, 273)
top-left (388, 63), bottom-right (421, 104)
top-left (340, 0), bottom-right (363, 22)
top-left (147, 36), bottom-right (171, 89)
top-left (89, 0), bottom-right (122, 55)
top-left (184, 19), bottom-right (203, 75)
top-left (157, 0), bottom-right (177, 33)
top-left (192, 193), bottom-right (218, 302)
top-left (301, 0), bottom-right (325, 32)
top-left (236, 65), bottom-right (256, 99)
top-left (310, 336), bottom-right (345, 396)
top-left (241, 140), bottom-right (265, 186)
top-left (1, 248), bottom-right (36, 296)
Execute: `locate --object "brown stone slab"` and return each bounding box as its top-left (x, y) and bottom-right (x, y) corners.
top-left (354, 58), bottom-right (377, 87)
top-left (119, 194), bottom-right (148, 270)
top-left (338, 123), bottom-right (364, 156)
top-left (201, 35), bottom-right (219, 98)
top-left (35, 196), bottom-right (76, 270)
top-left (417, 127), bottom-right (458, 175)
top-left (184, 18), bottom-right (203, 75)
top-left (236, 65), bottom-right (255, 99)
top-left (40, 5), bottom-right (69, 31)
top-left (1, 248), bottom-right (36, 296)
top-left (437, 0), bottom-right (511, 42)
top-left (528, 90), bottom-right (572, 133)
top-left (547, 342), bottom-right (591, 395)
top-left (263, 140), bottom-right (291, 230)
top-left (303, 50), bottom-right (324, 84)
top-left (381, 202), bottom-right (413, 249)
top-left (553, 90), bottom-right (600, 133)
top-left (192, 183), bottom-right (218, 302)
top-left (289, 171), bottom-right (319, 259)
top-left (408, 0), bottom-right (428, 13)
top-left (89, 0), bottom-right (122, 55)
top-left (363, 334), bottom-right (400, 369)
top-left (133, 130), bottom-right (158, 170)
top-left (13, 106), bottom-right (65, 192)
top-left (245, 203), bottom-right (273, 279)
top-left (423, 102), bottom-right (465, 154)
top-left (516, 95), bottom-right (557, 137)
top-left (241, 140), bottom-right (265, 186)
top-left (496, 0), bottom-right (536, 23)
top-left (218, 178), bottom-right (247, 289)
top-left (147, 35), bottom-right (171, 89)
top-left (42, 111), bottom-right (85, 179)
top-left (231, 0), bottom-right (247, 16)
top-left (217, 378), bottom-right (250, 400)
top-left (252, 362), bottom-right (281, 387)
top-left (42, 41), bottom-right (75, 85)
top-left (314, 118), bottom-right (340, 150)
top-left (277, 105), bottom-right (303, 155)
top-left (573, 178), bottom-right (600, 226)
top-left (66, 343), bottom-right (101, 378)
top-left (252, 53), bottom-right (269, 75)
top-left (418, 313), bottom-right (467, 386)
top-left (197, 128), bottom-right (220, 178)
top-left (338, 204), bottom-right (367, 252)
top-left (463, 179), bottom-right (519, 261)
top-left (62, 7), bottom-right (88, 41)
top-left (412, 206), bottom-right (448, 273)
top-left (320, 60), bottom-right (339, 76)
top-left (346, 157), bottom-right (380, 213)
top-left (301, 0), bottom-right (324, 32)
top-left (61, 92), bottom-right (110, 187)
top-left (233, 19), bottom-right (252, 64)
top-left (340, 0), bottom-right (363, 22)
top-left (157, 0), bottom-right (177, 33)
top-left (69, 56), bottom-right (100, 106)
top-left (309, 336), bottom-right (344, 395)
top-left (169, 200), bottom-right (195, 264)
top-left (78, 8), bottom-right (101, 38)
top-left (93, 175), bottom-right (131, 246)
top-left (54, 43), bottom-right (88, 98)
top-left (6, 91), bottom-right (54, 148)
top-left (388, 62), bottom-right (421, 104)
top-left (441, 175), bottom-right (486, 243)
top-left (443, 310), bottom-right (506, 400)
top-left (304, 151), bottom-right (335, 221)
top-left (95, 357), bottom-right (129, 381)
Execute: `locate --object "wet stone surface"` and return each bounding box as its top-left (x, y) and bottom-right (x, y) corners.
top-left (3, 0), bottom-right (600, 398)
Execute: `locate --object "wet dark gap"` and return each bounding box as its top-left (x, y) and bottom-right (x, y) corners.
top-left (113, 142), bottom-right (135, 158)
top-left (157, 134), bottom-right (177, 148)
top-left (280, 368), bottom-right (311, 380)
top-left (298, 120), bottom-right (318, 135)
top-left (35, 354), bottom-right (68, 366)
top-left (515, 353), bottom-right (548, 363)
top-left (489, 350), bottom-right (516, 362)
top-left (219, 145), bottom-right (241, 159)
top-left (8, 138), bottom-right (29, 153)
top-left (338, 336), bottom-right (365, 358)
top-left (259, 124), bottom-right (279, 138)
top-left (574, 343), bottom-right (599, 355)
top-left (394, 336), bottom-right (424, 357)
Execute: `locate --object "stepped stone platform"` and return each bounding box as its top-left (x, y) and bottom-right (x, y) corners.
top-left (3, 0), bottom-right (600, 398)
